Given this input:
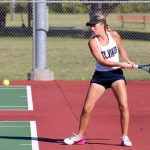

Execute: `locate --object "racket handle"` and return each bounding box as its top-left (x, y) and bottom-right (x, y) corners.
top-left (134, 64), bottom-right (139, 68)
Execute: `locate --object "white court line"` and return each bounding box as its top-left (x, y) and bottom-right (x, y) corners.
top-left (0, 86), bottom-right (26, 89)
top-left (0, 86), bottom-right (33, 110)
top-left (27, 86), bottom-right (33, 111)
top-left (0, 106), bottom-right (27, 107)
top-left (0, 121), bottom-right (29, 122)
top-left (30, 121), bottom-right (39, 150)
top-left (0, 121), bottom-right (39, 149)
top-left (0, 126), bottom-right (30, 127)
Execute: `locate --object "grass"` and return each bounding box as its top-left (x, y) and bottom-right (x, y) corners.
top-left (0, 37), bottom-right (149, 80)
top-left (6, 13), bottom-right (89, 28)
top-left (0, 37), bottom-right (32, 80)
top-left (6, 13), bottom-right (150, 32)
top-left (1, 13), bottom-right (150, 80)
top-left (107, 13), bottom-right (150, 32)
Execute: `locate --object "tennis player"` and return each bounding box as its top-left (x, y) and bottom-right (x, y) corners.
top-left (64, 14), bottom-right (135, 146)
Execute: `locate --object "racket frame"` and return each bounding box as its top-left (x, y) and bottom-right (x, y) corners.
top-left (136, 64), bottom-right (150, 73)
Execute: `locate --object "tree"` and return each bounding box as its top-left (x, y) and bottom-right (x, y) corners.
top-left (83, 0), bottom-right (122, 17)
top-left (0, 4), bottom-right (8, 27)
top-left (28, 3), bottom-right (32, 27)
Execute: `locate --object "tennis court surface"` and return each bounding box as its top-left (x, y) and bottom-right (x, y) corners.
top-left (0, 80), bottom-right (149, 150)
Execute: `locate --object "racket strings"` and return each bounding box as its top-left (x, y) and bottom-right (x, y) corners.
top-left (140, 67), bottom-right (150, 73)
top-left (138, 64), bottom-right (150, 73)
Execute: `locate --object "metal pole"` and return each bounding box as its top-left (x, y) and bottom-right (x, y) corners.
top-left (32, 1), bottom-right (36, 69)
top-left (35, 0), bottom-right (47, 69)
top-left (10, 0), bottom-right (15, 21)
top-left (29, 0), bottom-right (54, 80)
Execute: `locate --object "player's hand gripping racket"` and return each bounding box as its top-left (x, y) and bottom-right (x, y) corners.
top-left (135, 64), bottom-right (150, 73)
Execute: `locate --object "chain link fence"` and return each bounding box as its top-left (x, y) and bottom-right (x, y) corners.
top-left (0, 1), bottom-right (150, 80)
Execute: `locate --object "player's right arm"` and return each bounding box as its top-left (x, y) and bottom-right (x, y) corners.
top-left (88, 38), bottom-right (132, 69)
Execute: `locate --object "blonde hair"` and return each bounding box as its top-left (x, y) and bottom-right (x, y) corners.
top-left (92, 13), bottom-right (109, 31)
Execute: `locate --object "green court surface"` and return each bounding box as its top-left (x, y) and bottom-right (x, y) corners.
top-left (0, 86), bottom-right (33, 110)
top-left (0, 121), bottom-right (39, 150)
top-left (0, 86), bottom-right (38, 150)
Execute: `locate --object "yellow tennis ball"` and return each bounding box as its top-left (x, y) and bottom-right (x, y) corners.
top-left (3, 79), bottom-right (10, 86)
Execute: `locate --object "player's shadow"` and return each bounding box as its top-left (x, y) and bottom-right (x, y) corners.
top-left (85, 138), bottom-right (121, 146)
top-left (38, 137), bottom-right (64, 143)
top-left (0, 136), bottom-right (121, 146)
top-left (0, 136), bottom-right (63, 143)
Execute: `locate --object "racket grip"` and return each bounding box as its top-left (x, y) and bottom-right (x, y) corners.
top-left (134, 65), bottom-right (139, 68)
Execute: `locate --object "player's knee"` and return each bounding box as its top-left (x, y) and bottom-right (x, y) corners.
top-left (119, 104), bottom-right (129, 113)
top-left (83, 105), bottom-right (92, 114)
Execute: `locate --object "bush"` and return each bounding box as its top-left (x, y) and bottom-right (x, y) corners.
top-left (113, 3), bottom-right (150, 13)
top-left (49, 3), bottom-right (87, 14)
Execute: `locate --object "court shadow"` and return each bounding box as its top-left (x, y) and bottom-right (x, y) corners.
top-left (0, 136), bottom-right (32, 140)
top-left (85, 138), bottom-right (121, 146)
top-left (86, 141), bottom-right (121, 146)
top-left (0, 136), bottom-right (63, 143)
top-left (0, 136), bottom-right (121, 146)
top-left (38, 137), bottom-right (64, 143)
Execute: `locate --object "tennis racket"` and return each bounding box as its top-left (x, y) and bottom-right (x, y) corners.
top-left (135, 64), bottom-right (150, 73)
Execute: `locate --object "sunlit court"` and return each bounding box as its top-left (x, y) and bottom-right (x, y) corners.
top-left (0, 0), bottom-right (150, 150)
top-left (0, 80), bottom-right (150, 150)
top-left (0, 86), bottom-right (32, 110)
top-left (0, 121), bottom-right (38, 150)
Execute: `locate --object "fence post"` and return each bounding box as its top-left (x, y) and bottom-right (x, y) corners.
top-left (28, 0), bottom-right (54, 80)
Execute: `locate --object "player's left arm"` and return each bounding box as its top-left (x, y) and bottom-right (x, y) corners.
top-left (111, 31), bottom-right (135, 66)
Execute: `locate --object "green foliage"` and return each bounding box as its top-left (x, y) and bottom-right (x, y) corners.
top-left (0, 3), bottom-right (9, 13)
top-left (15, 2), bottom-right (28, 13)
top-left (48, 3), bottom-right (87, 14)
top-left (49, 3), bottom-right (63, 13)
top-left (113, 3), bottom-right (150, 13)
top-left (2, 2), bottom-right (150, 15)
top-left (62, 3), bottom-right (87, 14)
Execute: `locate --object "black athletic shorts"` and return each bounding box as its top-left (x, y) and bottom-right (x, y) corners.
top-left (90, 68), bottom-right (126, 89)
